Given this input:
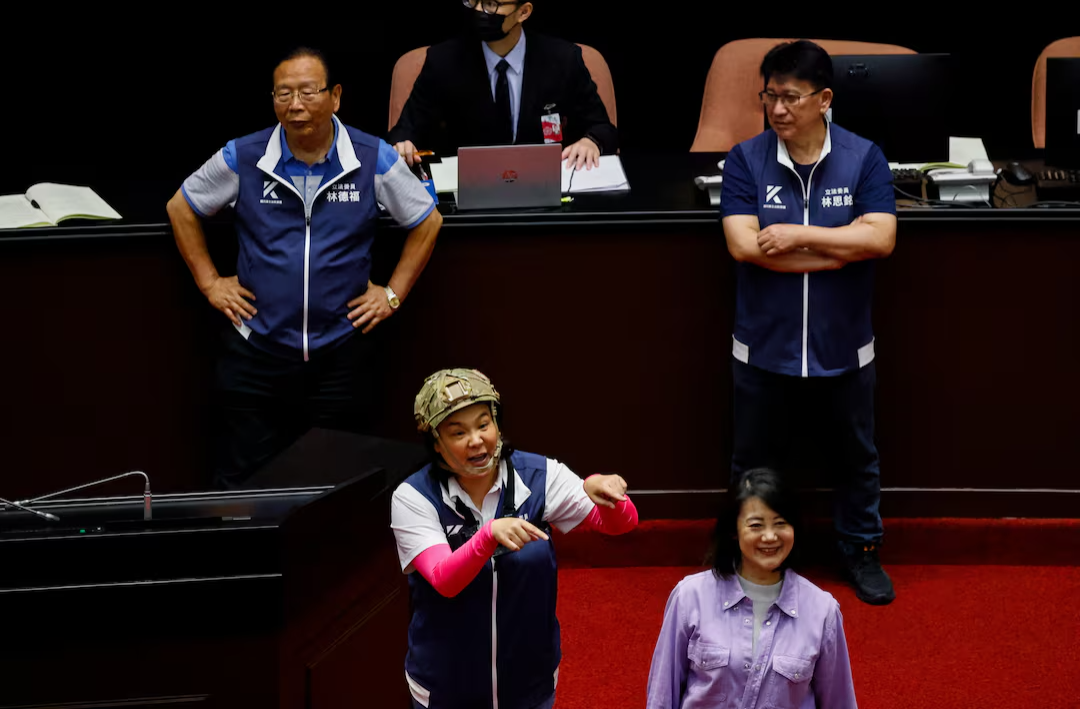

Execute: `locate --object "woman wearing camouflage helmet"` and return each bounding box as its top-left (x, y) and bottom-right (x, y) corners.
top-left (391, 367), bottom-right (639, 709)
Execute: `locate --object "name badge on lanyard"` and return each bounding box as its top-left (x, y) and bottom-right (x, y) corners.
top-left (541, 103), bottom-right (563, 144)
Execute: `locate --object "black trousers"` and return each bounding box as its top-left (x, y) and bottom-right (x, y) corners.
top-left (211, 326), bottom-right (379, 488)
top-left (730, 358), bottom-right (884, 547)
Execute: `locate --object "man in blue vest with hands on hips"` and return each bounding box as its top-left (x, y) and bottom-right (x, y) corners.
top-left (166, 47), bottom-right (443, 489)
top-left (720, 39), bottom-right (898, 605)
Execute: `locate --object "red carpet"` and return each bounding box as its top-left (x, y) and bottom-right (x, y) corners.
top-left (553, 518), bottom-right (1080, 569)
top-left (549, 520), bottom-right (1080, 708)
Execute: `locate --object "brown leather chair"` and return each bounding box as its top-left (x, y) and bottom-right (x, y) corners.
top-left (690, 38), bottom-right (916, 152)
top-left (577, 44), bottom-right (617, 127)
top-left (386, 44), bottom-right (617, 131)
top-left (1031, 36), bottom-right (1080, 148)
top-left (387, 46), bottom-right (429, 132)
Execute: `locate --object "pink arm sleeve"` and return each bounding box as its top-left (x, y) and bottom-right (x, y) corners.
top-left (411, 519), bottom-right (501, 598)
top-left (576, 494), bottom-right (639, 534)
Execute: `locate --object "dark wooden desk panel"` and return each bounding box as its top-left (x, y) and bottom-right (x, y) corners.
top-left (0, 232), bottom-right (218, 499)
top-left (873, 219), bottom-right (1080, 512)
top-left (1, 160), bottom-right (1078, 516)
top-left (371, 216), bottom-right (1080, 518)
top-left (373, 220), bottom-right (733, 497)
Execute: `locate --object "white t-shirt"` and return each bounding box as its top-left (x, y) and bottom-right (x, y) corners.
top-left (390, 456), bottom-right (594, 573)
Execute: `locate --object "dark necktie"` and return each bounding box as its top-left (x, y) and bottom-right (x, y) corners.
top-left (494, 59), bottom-right (513, 144)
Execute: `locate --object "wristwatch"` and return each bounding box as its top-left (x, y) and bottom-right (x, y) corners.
top-left (384, 285), bottom-right (401, 310)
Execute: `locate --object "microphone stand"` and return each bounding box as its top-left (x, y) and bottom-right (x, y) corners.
top-left (13, 471), bottom-right (153, 521)
top-left (0, 496), bottom-right (60, 522)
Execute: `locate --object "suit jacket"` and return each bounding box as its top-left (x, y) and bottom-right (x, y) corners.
top-left (387, 32), bottom-right (617, 156)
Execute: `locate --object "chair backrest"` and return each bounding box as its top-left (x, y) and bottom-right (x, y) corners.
top-left (690, 38), bottom-right (916, 152)
top-left (577, 43), bottom-right (617, 127)
top-left (386, 43), bottom-right (618, 131)
top-left (388, 46), bottom-right (429, 131)
top-left (1031, 36), bottom-right (1080, 148)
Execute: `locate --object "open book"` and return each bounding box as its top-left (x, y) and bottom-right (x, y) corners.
top-left (0, 183), bottom-right (121, 229)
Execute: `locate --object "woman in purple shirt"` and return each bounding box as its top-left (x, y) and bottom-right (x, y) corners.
top-left (646, 468), bottom-right (858, 708)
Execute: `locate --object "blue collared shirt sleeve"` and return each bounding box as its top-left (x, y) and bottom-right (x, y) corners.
top-left (854, 144), bottom-right (896, 216)
top-left (719, 144), bottom-right (759, 219)
top-left (373, 139), bottom-right (436, 229)
top-left (811, 602), bottom-right (859, 709)
top-left (180, 139), bottom-right (239, 217)
top-left (221, 140), bottom-right (238, 172)
top-left (646, 580), bottom-right (690, 709)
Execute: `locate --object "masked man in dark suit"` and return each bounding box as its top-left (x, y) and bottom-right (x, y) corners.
top-left (388, 1), bottom-right (617, 170)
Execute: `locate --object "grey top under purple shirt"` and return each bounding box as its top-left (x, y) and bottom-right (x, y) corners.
top-left (737, 572), bottom-right (783, 658)
top-left (646, 568), bottom-right (858, 708)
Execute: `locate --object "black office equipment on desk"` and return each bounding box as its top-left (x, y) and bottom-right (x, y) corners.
top-left (1045, 58), bottom-right (1080, 171)
top-left (1035, 168), bottom-right (1080, 203)
top-left (829, 54), bottom-right (955, 165)
top-left (891, 168), bottom-right (925, 191)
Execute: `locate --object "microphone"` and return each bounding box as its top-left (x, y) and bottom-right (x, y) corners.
top-left (0, 496), bottom-right (59, 522)
top-left (17, 471), bottom-right (152, 521)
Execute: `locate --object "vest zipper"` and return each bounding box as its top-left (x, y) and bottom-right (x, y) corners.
top-left (256, 163), bottom-right (348, 363)
top-left (786, 163), bottom-right (819, 379)
top-left (491, 559), bottom-right (499, 709)
top-left (302, 206), bottom-right (312, 361)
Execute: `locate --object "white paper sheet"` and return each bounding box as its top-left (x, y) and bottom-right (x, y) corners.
top-left (428, 157), bottom-right (458, 194)
top-left (948, 137), bottom-right (989, 166)
top-left (561, 155), bottom-right (629, 193)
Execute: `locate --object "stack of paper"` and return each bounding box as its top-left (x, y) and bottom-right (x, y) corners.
top-left (428, 157), bottom-right (458, 194)
top-left (562, 155), bottom-right (629, 193)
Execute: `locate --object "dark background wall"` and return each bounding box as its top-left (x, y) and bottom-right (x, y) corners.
top-left (3, 8), bottom-right (1063, 196)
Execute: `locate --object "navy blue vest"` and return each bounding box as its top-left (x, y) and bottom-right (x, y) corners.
top-left (232, 123), bottom-right (380, 357)
top-left (732, 124), bottom-right (879, 377)
top-left (402, 450), bottom-right (560, 709)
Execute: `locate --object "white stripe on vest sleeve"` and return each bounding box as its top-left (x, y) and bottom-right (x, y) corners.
top-left (181, 148), bottom-right (239, 217)
top-left (375, 158), bottom-right (436, 229)
top-left (391, 483), bottom-right (451, 572)
top-left (543, 459), bottom-right (595, 534)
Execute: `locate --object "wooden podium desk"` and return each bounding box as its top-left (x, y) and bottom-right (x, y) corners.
top-left (0, 430), bottom-right (427, 708)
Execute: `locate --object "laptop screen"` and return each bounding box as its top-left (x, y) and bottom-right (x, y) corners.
top-left (455, 144), bottom-right (562, 211)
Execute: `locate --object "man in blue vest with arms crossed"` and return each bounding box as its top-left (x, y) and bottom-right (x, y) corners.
top-left (720, 39), bottom-right (898, 605)
top-left (167, 47), bottom-right (443, 488)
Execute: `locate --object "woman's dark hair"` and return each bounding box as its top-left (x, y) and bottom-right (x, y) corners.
top-left (760, 39), bottom-right (833, 92)
top-left (705, 467), bottom-right (801, 579)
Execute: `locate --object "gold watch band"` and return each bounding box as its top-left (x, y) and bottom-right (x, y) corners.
top-left (384, 285), bottom-right (400, 309)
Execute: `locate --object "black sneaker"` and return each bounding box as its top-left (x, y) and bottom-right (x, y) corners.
top-left (843, 544), bottom-right (896, 605)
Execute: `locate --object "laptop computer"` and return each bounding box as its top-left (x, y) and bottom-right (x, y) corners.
top-left (455, 143), bottom-right (562, 210)
top-left (1045, 57), bottom-right (1080, 169)
top-left (826, 54), bottom-right (955, 164)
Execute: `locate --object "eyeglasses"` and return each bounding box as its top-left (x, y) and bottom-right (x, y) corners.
top-left (758, 89), bottom-right (823, 107)
top-left (272, 87), bottom-right (330, 104)
top-left (462, 0), bottom-right (519, 13)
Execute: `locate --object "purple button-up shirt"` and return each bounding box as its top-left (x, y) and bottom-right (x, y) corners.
top-left (646, 569), bottom-right (858, 709)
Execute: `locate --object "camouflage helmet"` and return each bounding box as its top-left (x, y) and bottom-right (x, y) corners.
top-left (414, 368), bottom-right (500, 434)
